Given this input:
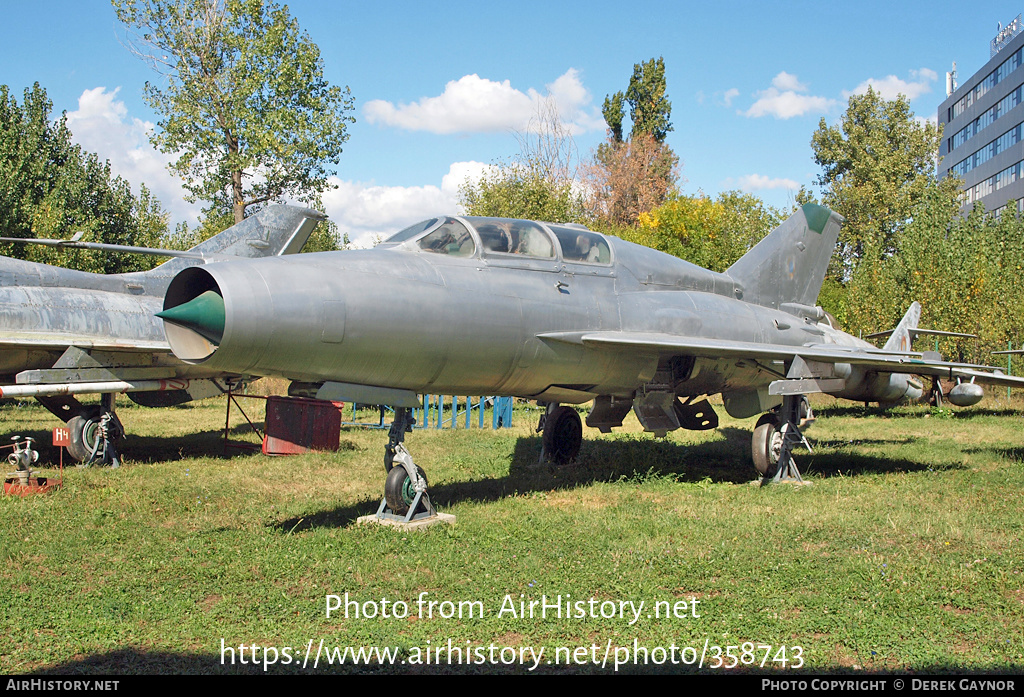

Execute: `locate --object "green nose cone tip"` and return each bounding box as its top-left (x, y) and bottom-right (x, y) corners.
top-left (157, 290), bottom-right (225, 344)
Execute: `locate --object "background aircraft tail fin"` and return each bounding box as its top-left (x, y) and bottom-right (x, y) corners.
top-left (882, 302), bottom-right (921, 353)
top-left (725, 203), bottom-right (842, 310)
top-left (864, 302), bottom-right (974, 352)
top-left (138, 205), bottom-right (327, 277)
top-left (187, 205), bottom-right (327, 259)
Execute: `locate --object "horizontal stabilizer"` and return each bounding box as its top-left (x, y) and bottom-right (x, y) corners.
top-left (866, 302), bottom-right (977, 349)
top-left (0, 205), bottom-right (325, 267)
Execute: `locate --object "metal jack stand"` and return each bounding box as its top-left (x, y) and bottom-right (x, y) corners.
top-left (535, 402), bottom-right (551, 464)
top-left (360, 407), bottom-right (454, 529)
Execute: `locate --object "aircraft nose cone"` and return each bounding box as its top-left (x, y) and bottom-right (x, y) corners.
top-left (157, 290), bottom-right (226, 344)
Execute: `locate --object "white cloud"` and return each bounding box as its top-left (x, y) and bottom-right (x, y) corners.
top-left (724, 174), bottom-right (801, 192)
top-left (742, 72), bottom-right (835, 119)
top-left (65, 87), bottom-right (200, 225)
top-left (843, 67), bottom-right (938, 101)
top-left (364, 69), bottom-right (604, 135)
top-left (720, 88), bottom-right (739, 107)
top-left (771, 71), bottom-right (806, 92)
top-left (320, 161), bottom-right (492, 247)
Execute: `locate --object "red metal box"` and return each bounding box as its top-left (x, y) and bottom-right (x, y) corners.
top-left (262, 396), bottom-right (344, 455)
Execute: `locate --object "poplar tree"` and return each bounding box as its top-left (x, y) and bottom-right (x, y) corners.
top-left (810, 87), bottom-right (960, 275)
top-left (590, 57), bottom-right (679, 227)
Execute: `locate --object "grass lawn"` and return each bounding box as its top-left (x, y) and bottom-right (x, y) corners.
top-left (1, 392), bottom-right (1022, 674)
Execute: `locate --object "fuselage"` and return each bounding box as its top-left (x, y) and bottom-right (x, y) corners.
top-left (0, 205), bottom-right (327, 386)
top-left (0, 255), bottom-right (176, 379)
top-left (161, 215), bottom-right (918, 414)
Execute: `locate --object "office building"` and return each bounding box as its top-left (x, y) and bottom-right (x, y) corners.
top-left (938, 14), bottom-right (1024, 213)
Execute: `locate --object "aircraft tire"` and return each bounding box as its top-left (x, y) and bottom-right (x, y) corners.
top-left (751, 413), bottom-right (782, 477)
top-left (798, 395), bottom-right (814, 429)
top-left (67, 409), bottom-right (105, 465)
top-left (543, 406), bottom-right (582, 465)
top-left (384, 465), bottom-right (427, 515)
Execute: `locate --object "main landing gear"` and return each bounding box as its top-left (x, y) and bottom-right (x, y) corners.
top-left (38, 394), bottom-right (123, 467)
top-left (537, 403), bottom-right (583, 465)
top-left (375, 407), bottom-right (436, 522)
top-left (751, 394), bottom-right (813, 485)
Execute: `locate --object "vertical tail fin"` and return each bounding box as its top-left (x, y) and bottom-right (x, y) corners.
top-left (144, 205), bottom-right (327, 277)
top-left (725, 203), bottom-right (842, 310)
top-left (187, 205), bottom-right (327, 259)
top-left (883, 302), bottom-right (921, 352)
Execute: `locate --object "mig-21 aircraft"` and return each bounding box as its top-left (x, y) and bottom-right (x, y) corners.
top-left (155, 204), bottom-right (1024, 516)
top-left (0, 205), bottom-right (325, 465)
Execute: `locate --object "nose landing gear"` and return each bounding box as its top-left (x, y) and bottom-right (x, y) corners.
top-left (372, 407), bottom-right (440, 525)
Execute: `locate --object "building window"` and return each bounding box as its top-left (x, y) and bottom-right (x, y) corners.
top-left (950, 46), bottom-right (1024, 119)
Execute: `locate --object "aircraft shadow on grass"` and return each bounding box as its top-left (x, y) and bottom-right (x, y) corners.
top-left (6, 424), bottom-right (259, 466)
top-left (961, 445), bottom-right (1024, 463)
top-left (814, 404), bottom-right (1024, 419)
top-left (21, 646), bottom-right (1022, 675)
top-left (274, 427), bottom-right (953, 533)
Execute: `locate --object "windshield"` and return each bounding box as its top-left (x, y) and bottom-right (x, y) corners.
top-left (416, 218), bottom-right (475, 257)
top-left (384, 218), bottom-right (442, 244)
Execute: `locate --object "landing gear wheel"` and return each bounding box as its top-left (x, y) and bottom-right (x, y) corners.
top-left (384, 465), bottom-right (428, 516)
top-left (751, 413), bottom-right (782, 477)
top-left (543, 406), bottom-right (582, 465)
top-left (66, 407), bottom-right (122, 467)
top-left (67, 409), bottom-right (103, 464)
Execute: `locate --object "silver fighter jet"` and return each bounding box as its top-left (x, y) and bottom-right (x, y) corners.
top-left (156, 205), bottom-right (1024, 513)
top-left (0, 205), bottom-right (325, 465)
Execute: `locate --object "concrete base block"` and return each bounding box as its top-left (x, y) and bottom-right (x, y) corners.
top-left (357, 511), bottom-right (456, 530)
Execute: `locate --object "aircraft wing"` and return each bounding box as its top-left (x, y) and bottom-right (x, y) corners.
top-left (538, 331), bottom-right (1024, 390)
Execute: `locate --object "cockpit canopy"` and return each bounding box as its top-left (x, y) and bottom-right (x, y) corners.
top-left (381, 216), bottom-right (611, 264)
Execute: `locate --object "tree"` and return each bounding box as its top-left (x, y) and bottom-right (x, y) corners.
top-left (810, 87), bottom-right (960, 277)
top-left (601, 91), bottom-right (625, 144)
top-left (619, 190), bottom-right (783, 272)
top-left (585, 134), bottom-right (680, 227)
top-left (838, 188), bottom-right (1024, 364)
top-left (114, 0), bottom-right (355, 223)
top-left (459, 164), bottom-right (589, 223)
top-left (588, 57), bottom-right (679, 227)
top-left (602, 57), bottom-right (673, 144)
top-left (0, 83), bottom-right (169, 274)
top-left (459, 99), bottom-right (589, 223)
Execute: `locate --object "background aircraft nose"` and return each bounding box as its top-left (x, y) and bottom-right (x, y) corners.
top-left (156, 290), bottom-right (225, 344)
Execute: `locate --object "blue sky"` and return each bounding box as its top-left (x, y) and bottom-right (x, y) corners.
top-left (2, 1), bottom-right (1019, 244)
